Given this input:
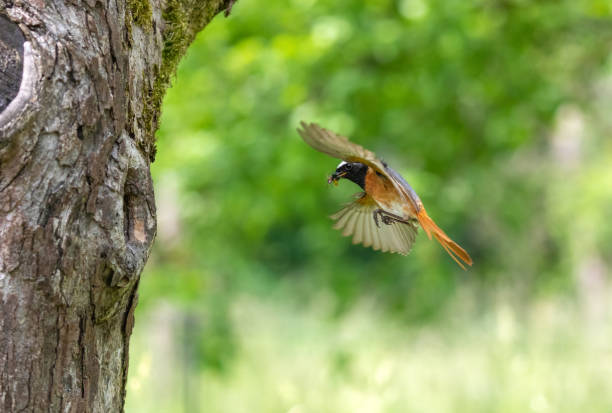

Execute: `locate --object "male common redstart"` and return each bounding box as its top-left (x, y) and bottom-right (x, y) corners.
top-left (297, 122), bottom-right (472, 270)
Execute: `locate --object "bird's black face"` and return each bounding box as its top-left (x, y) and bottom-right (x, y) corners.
top-left (328, 161), bottom-right (368, 189)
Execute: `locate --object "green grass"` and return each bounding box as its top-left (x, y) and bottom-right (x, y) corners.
top-left (126, 290), bottom-right (612, 413)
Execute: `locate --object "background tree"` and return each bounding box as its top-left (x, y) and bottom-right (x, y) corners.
top-left (0, 1), bottom-right (233, 411)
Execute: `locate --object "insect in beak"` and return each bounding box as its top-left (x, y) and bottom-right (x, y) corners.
top-left (328, 171), bottom-right (346, 185)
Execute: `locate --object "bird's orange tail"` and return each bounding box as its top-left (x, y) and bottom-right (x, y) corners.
top-left (416, 208), bottom-right (473, 270)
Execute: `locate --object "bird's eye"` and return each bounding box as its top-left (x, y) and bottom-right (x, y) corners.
top-left (345, 163), bottom-right (352, 170)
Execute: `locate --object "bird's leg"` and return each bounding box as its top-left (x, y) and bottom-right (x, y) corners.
top-left (382, 211), bottom-right (410, 223)
top-left (373, 209), bottom-right (413, 227)
top-left (373, 209), bottom-right (394, 228)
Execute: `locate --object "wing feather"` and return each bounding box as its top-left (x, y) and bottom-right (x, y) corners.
top-left (391, 224), bottom-right (403, 253)
top-left (371, 218), bottom-right (382, 251)
top-left (352, 210), bottom-right (365, 245)
top-left (362, 212), bottom-right (372, 247)
top-left (342, 208), bottom-right (359, 237)
top-left (297, 122), bottom-right (377, 164)
top-left (331, 207), bottom-right (351, 230)
top-left (355, 210), bottom-right (368, 247)
top-left (330, 193), bottom-right (418, 255)
top-left (391, 224), bottom-right (405, 254)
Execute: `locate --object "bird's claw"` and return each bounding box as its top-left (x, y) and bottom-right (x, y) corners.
top-left (373, 209), bottom-right (394, 227)
top-left (373, 209), bottom-right (403, 227)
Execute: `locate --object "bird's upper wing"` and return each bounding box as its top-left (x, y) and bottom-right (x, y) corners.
top-left (330, 193), bottom-right (418, 255)
top-left (298, 121), bottom-right (386, 172)
top-left (297, 122), bottom-right (422, 211)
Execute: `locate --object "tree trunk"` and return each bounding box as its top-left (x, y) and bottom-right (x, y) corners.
top-left (0, 0), bottom-right (231, 411)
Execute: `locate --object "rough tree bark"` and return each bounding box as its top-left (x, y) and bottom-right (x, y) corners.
top-left (0, 0), bottom-right (232, 411)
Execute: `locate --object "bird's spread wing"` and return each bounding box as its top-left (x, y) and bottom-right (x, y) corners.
top-left (297, 122), bottom-right (421, 211)
top-left (330, 193), bottom-right (418, 255)
top-left (297, 122), bottom-right (380, 165)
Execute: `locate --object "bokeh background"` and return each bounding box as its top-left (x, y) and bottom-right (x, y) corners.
top-left (125, 0), bottom-right (612, 412)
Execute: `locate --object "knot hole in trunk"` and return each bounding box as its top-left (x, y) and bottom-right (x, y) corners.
top-left (0, 14), bottom-right (24, 114)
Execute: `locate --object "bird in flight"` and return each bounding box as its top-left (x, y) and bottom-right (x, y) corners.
top-left (297, 122), bottom-right (473, 270)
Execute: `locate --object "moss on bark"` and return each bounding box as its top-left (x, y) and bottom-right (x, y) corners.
top-left (140, 0), bottom-right (227, 161)
top-left (127, 0), bottom-right (153, 29)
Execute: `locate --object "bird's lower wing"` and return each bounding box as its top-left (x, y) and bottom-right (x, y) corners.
top-left (330, 193), bottom-right (418, 255)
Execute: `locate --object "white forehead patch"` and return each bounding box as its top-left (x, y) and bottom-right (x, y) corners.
top-left (337, 161), bottom-right (347, 169)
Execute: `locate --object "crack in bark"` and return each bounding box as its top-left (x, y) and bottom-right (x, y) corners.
top-left (119, 284), bottom-right (137, 408)
top-left (22, 361), bottom-right (32, 413)
top-left (47, 313), bottom-right (59, 410)
top-left (78, 314), bottom-right (87, 402)
top-left (0, 153), bottom-right (30, 193)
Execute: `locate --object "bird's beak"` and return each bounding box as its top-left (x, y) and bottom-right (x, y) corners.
top-left (328, 171), bottom-right (346, 186)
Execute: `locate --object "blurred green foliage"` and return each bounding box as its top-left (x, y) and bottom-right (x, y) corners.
top-left (146, 0), bottom-right (612, 311)
top-left (128, 0), bottom-right (612, 411)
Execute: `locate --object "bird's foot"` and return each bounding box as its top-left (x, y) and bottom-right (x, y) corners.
top-left (381, 215), bottom-right (394, 225)
top-left (373, 209), bottom-right (412, 227)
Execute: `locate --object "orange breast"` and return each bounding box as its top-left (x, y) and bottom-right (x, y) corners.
top-left (364, 168), bottom-right (414, 218)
